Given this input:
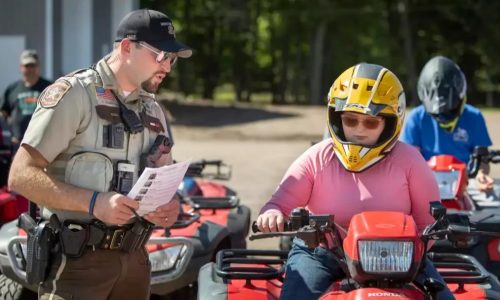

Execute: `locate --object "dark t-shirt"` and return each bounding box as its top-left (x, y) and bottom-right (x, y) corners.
top-left (1, 77), bottom-right (52, 140)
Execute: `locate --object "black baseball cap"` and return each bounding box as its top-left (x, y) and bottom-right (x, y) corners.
top-left (115, 9), bottom-right (192, 58)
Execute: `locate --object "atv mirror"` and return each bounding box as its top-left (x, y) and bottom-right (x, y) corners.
top-left (429, 201), bottom-right (447, 220)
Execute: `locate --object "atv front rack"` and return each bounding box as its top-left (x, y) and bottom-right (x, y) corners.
top-left (429, 252), bottom-right (491, 284)
top-left (185, 160), bottom-right (232, 180)
top-left (215, 249), bottom-right (288, 280)
top-left (183, 195), bottom-right (240, 210)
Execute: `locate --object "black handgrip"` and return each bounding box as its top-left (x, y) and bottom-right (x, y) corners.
top-left (251, 220), bottom-right (292, 233)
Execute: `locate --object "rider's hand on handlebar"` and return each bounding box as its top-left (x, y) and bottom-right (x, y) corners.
top-left (256, 209), bottom-right (285, 233)
top-left (476, 171), bottom-right (494, 192)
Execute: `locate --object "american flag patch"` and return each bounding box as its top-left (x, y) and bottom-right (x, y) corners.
top-left (95, 86), bottom-right (115, 101)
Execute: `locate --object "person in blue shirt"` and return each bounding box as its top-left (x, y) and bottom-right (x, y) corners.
top-left (401, 56), bottom-right (494, 192)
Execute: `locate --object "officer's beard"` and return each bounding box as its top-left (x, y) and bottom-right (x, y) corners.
top-left (141, 72), bottom-right (167, 93)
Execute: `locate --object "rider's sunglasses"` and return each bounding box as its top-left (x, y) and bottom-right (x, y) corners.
top-left (340, 113), bottom-right (384, 130)
top-left (137, 42), bottom-right (178, 66)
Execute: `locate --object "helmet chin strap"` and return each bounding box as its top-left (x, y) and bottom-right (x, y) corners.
top-left (437, 116), bottom-right (459, 133)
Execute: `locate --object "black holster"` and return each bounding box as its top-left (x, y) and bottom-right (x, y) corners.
top-left (19, 213), bottom-right (58, 285)
top-left (58, 220), bottom-right (90, 258)
top-left (119, 218), bottom-right (155, 252)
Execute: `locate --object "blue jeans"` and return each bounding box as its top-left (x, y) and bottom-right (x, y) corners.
top-left (280, 238), bottom-right (455, 300)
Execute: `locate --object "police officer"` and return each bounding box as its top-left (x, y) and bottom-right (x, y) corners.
top-left (8, 9), bottom-right (191, 300)
top-left (1, 50), bottom-right (52, 147)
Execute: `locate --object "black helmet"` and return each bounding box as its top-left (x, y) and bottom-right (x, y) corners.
top-left (417, 56), bottom-right (467, 132)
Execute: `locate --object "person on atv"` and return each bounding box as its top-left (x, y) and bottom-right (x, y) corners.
top-left (7, 9), bottom-right (191, 300)
top-left (256, 63), bottom-right (455, 299)
top-left (400, 56), bottom-right (494, 193)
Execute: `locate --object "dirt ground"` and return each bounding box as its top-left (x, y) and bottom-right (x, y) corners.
top-left (165, 100), bottom-right (500, 250)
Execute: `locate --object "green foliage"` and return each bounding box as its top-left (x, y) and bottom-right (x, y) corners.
top-left (141, 0), bottom-right (500, 106)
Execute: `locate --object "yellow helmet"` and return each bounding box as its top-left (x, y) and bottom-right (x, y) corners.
top-left (327, 63), bottom-right (406, 172)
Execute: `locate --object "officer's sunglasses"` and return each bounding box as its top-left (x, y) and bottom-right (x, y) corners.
top-left (340, 113), bottom-right (384, 130)
top-left (137, 42), bottom-right (178, 66)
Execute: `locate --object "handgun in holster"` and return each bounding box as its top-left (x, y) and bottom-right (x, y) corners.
top-left (18, 213), bottom-right (58, 285)
top-left (140, 135), bottom-right (173, 172)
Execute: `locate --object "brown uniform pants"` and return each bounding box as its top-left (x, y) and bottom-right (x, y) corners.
top-left (38, 247), bottom-right (151, 300)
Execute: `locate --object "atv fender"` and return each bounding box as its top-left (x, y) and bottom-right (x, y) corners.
top-left (197, 262), bottom-right (227, 300)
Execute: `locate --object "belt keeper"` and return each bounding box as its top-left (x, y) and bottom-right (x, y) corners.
top-left (89, 191), bottom-right (99, 216)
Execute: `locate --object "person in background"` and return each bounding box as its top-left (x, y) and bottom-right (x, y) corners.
top-left (401, 56), bottom-right (493, 192)
top-left (1, 50), bottom-right (52, 148)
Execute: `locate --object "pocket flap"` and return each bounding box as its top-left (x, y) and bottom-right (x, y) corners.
top-left (140, 111), bottom-right (164, 133)
top-left (96, 105), bottom-right (122, 124)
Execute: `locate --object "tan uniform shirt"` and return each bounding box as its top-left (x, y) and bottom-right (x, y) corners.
top-left (22, 58), bottom-right (172, 222)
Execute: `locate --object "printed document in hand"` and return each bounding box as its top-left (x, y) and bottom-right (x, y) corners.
top-left (127, 160), bottom-right (190, 215)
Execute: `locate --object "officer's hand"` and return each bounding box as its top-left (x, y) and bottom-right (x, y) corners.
top-left (476, 171), bottom-right (494, 192)
top-left (256, 209), bottom-right (285, 233)
top-left (143, 198), bottom-right (180, 228)
top-left (93, 192), bottom-right (139, 225)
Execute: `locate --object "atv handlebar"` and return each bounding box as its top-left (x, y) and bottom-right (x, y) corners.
top-left (467, 146), bottom-right (500, 177)
top-left (249, 209), bottom-right (336, 249)
top-left (424, 201), bottom-right (500, 248)
top-left (251, 208), bottom-right (334, 234)
top-left (252, 204), bottom-right (500, 250)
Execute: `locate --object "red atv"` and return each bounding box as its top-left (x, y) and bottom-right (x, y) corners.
top-left (427, 154), bottom-right (473, 211)
top-left (0, 159), bottom-right (250, 300)
top-left (148, 159), bottom-right (250, 299)
top-left (427, 146), bottom-right (500, 211)
top-left (0, 116), bottom-right (28, 227)
top-left (427, 147), bottom-right (500, 281)
top-left (198, 204), bottom-right (500, 299)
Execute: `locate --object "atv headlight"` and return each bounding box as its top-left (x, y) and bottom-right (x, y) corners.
top-left (149, 245), bottom-right (183, 272)
top-left (433, 170), bottom-right (460, 200)
top-left (358, 240), bottom-right (413, 273)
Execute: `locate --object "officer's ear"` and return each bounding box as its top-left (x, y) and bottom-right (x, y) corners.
top-left (117, 39), bottom-right (134, 57)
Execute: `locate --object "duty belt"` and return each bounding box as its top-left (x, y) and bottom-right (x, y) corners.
top-left (58, 218), bottom-right (155, 257)
top-left (92, 219), bottom-right (154, 251)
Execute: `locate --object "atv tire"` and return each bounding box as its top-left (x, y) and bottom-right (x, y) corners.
top-left (0, 274), bottom-right (37, 300)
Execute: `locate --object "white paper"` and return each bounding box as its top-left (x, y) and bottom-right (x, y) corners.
top-left (127, 160), bottom-right (190, 215)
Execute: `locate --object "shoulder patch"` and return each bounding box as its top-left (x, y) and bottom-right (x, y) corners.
top-left (39, 80), bottom-right (72, 108)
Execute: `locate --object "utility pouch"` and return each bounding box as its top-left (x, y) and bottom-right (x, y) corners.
top-left (59, 220), bottom-right (90, 258)
top-left (103, 123), bottom-right (125, 149)
top-left (120, 218), bottom-right (154, 252)
top-left (114, 161), bottom-right (135, 195)
top-left (20, 213), bottom-right (57, 285)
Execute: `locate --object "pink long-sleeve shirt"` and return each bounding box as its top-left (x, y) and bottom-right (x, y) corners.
top-left (261, 140), bottom-right (439, 232)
